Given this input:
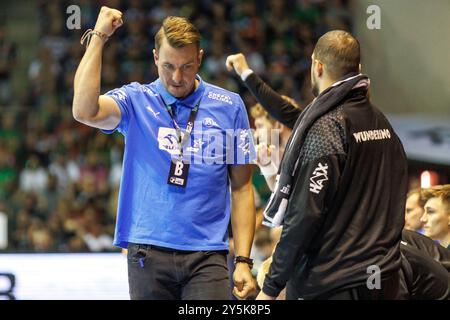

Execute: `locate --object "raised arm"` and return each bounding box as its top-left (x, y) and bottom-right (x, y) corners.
top-left (72, 6), bottom-right (123, 130)
top-left (226, 53), bottom-right (301, 129)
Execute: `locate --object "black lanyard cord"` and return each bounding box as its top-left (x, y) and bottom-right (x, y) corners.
top-left (161, 95), bottom-right (202, 156)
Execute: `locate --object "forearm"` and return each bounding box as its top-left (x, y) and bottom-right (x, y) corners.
top-left (73, 36), bottom-right (105, 120)
top-left (244, 73), bottom-right (300, 129)
top-left (257, 161), bottom-right (279, 191)
top-left (231, 182), bottom-right (256, 258)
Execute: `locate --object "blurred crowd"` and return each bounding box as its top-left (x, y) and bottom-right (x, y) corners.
top-left (0, 0), bottom-right (352, 254)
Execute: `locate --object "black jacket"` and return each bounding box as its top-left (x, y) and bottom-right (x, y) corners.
top-left (399, 244), bottom-right (450, 299)
top-left (401, 229), bottom-right (450, 272)
top-left (244, 72), bottom-right (408, 299)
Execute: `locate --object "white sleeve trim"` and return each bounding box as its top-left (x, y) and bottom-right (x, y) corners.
top-left (241, 69), bottom-right (254, 81)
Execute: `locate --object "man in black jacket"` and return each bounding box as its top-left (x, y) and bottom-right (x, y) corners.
top-left (227, 30), bottom-right (408, 300)
top-left (398, 243), bottom-right (450, 300)
top-left (402, 229), bottom-right (450, 272)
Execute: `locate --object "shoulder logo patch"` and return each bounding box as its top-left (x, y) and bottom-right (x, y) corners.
top-left (309, 162), bottom-right (328, 194)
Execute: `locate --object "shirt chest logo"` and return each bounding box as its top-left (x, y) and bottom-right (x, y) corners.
top-left (207, 91), bottom-right (233, 105)
top-left (158, 127), bottom-right (182, 155)
top-left (158, 128), bottom-right (203, 155)
top-left (202, 117), bottom-right (219, 128)
top-left (146, 105), bottom-right (160, 118)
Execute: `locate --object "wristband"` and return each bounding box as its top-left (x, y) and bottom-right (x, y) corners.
top-left (259, 161), bottom-right (279, 177)
top-left (240, 69), bottom-right (254, 81)
top-left (234, 256), bottom-right (254, 268)
top-left (80, 29), bottom-right (109, 47)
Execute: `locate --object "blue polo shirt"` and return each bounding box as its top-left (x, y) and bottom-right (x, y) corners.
top-left (103, 75), bottom-right (256, 250)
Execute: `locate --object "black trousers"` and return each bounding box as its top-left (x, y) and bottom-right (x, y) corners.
top-left (287, 272), bottom-right (401, 300)
top-left (127, 243), bottom-right (230, 300)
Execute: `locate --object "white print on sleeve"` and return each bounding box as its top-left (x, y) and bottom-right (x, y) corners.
top-left (309, 162), bottom-right (328, 194)
top-left (110, 89), bottom-right (127, 101)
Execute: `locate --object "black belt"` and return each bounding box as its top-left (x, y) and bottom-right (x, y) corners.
top-left (133, 243), bottom-right (228, 255)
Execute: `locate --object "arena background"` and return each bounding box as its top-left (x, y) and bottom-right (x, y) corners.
top-left (0, 0), bottom-right (448, 300)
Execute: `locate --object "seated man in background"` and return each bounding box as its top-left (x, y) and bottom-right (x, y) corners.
top-left (402, 228), bottom-right (450, 272)
top-left (405, 188), bottom-right (425, 233)
top-left (257, 235), bottom-right (450, 300)
top-left (398, 243), bottom-right (450, 300)
top-left (420, 185), bottom-right (450, 249)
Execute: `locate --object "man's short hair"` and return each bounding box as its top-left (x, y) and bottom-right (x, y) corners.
top-left (155, 16), bottom-right (201, 52)
top-left (313, 30), bottom-right (360, 80)
top-left (250, 103), bottom-right (269, 120)
top-left (407, 188), bottom-right (426, 207)
top-left (421, 184), bottom-right (450, 210)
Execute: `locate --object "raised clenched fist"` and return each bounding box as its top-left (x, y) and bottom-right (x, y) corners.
top-left (225, 53), bottom-right (251, 77)
top-left (94, 6), bottom-right (123, 37)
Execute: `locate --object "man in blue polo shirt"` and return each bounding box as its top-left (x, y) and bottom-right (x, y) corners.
top-left (72, 8), bottom-right (257, 300)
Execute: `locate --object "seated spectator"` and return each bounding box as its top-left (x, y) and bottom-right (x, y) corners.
top-left (402, 229), bottom-right (450, 272)
top-left (257, 236), bottom-right (450, 300)
top-left (405, 188), bottom-right (425, 233)
top-left (398, 243), bottom-right (450, 300)
top-left (19, 155), bottom-right (48, 194)
top-left (420, 185), bottom-right (450, 249)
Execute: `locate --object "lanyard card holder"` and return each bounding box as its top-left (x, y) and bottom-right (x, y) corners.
top-left (167, 158), bottom-right (190, 188)
top-left (163, 97), bottom-right (201, 188)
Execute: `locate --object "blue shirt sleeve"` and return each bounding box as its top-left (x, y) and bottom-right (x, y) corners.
top-left (232, 96), bottom-right (256, 165)
top-left (101, 84), bottom-right (133, 135)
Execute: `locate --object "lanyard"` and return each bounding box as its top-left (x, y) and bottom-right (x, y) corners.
top-left (162, 96), bottom-right (202, 157)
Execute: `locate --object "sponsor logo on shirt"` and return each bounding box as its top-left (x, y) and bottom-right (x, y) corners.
top-left (159, 128), bottom-right (207, 155)
top-left (309, 162), bottom-right (329, 194)
top-left (203, 117), bottom-right (219, 128)
top-left (353, 129), bottom-right (391, 143)
top-left (207, 91), bottom-right (233, 105)
top-left (158, 127), bottom-right (181, 155)
top-left (146, 105), bottom-right (160, 118)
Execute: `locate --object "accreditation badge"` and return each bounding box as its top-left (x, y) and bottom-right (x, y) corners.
top-left (167, 159), bottom-right (190, 188)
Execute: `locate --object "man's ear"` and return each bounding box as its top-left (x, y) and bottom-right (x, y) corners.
top-left (359, 63), bottom-right (362, 73)
top-left (153, 48), bottom-right (158, 66)
top-left (198, 48), bottom-right (204, 66)
top-left (315, 59), bottom-right (324, 77)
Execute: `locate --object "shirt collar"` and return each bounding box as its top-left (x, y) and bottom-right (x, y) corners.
top-left (155, 75), bottom-right (205, 109)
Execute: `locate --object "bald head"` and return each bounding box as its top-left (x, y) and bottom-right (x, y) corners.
top-left (313, 30), bottom-right (360, 80)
